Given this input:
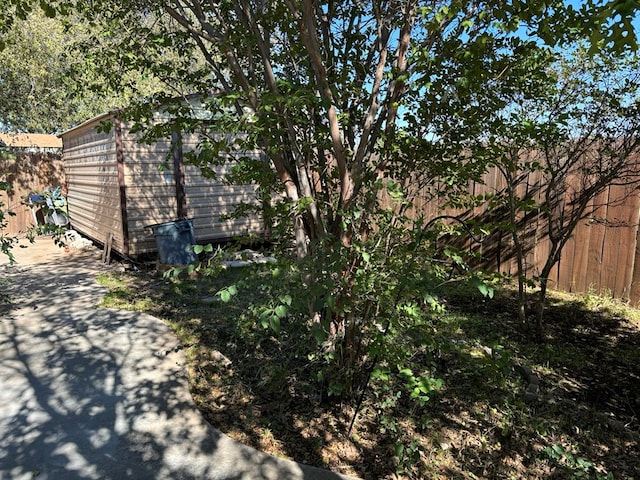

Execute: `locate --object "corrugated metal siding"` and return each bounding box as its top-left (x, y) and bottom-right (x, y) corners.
top-left (184, 163), bottom-right (264, 241)
top-left (181, 133), bottom-right (263, 242)
top-left (62, 113), bottom-right (265, 259)
top-left (121, 132), bottom-right (178, 255)
top-left (62, 121), bottom-right (125, 254)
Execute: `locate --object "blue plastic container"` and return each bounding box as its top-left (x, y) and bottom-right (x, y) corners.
top-left (148, 219), bottom-right (197, 265)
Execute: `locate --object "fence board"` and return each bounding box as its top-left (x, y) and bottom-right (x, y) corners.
top-left (599, 187), bottom-right (617, 295)
top-left (580, 190), bottom-right (608, 294)
top-left (623, 193), bottom-right (640, 301)
top-left (565, 216), bottom-right (591, 293)
top-left (606, 186), bottom-right (640, 299)
top-left (0, 152), bottom-right (65, 235)
top-left (630, 227), bottom-right (640, 304)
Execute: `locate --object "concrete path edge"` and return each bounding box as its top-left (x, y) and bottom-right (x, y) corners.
top-left (0, 239), bottom-right (359, 480)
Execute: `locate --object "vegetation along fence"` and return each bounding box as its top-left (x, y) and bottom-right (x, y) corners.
top-left (409, 164), bottom-right (640, 305)
top-left (0, 152), bottom-right (65, 236)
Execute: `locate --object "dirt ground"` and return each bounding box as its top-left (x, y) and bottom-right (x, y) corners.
top-left (0, 236), bottom-right (103, 267)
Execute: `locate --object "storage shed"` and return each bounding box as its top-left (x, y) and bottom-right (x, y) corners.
top-left (60, 112), bottom-right (263, 258)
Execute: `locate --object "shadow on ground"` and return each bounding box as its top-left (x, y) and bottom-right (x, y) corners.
top-left (0, 243), bottom-right (352, 480)
top-left (439, 290), bottom-right (640, 478)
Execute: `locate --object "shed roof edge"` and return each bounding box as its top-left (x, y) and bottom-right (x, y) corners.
top-left (58, 111), bottom-right (118, 138)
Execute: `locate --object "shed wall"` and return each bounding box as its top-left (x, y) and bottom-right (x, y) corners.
top-left (181, 133), bottom-right (263, 243)
top-left (121, 132), bottom-right (178, 255)
top-left (63, 120), bottom-right (125, 254)
top-left (62, 115), bottom-right (263, 258)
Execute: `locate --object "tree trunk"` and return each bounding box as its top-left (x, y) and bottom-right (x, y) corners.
top-left (506, 168), bottom-right (527, 324)
top-left (515, 254), bottom-right (527, 324)
top-left (534, 258), bottom-right (556, 340)
top-left (534, 277), bottom-right (547, 340)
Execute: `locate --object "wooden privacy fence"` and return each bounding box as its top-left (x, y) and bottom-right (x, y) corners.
top-left (555, 185), bottom-right (640, 303)
top-left (472, 170), bottom-right (640, 304)
top-left (404, 166), bottom-right (640, 305)
top-left (0, 152), bottom-right (65, 235)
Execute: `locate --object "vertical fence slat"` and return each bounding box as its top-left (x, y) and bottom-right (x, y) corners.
top-left (629, 224), bottom-right (640, 305)
top-left (610, 187), bottom-right (640, 299)
top-left (599, 186), bottom-right (619, 296)
top-left (624, 192), bottom-right (640, 303)
top-left (0, 152), bottom-right (65, 235)
top-left (582, 189), bottom-right (609, 294)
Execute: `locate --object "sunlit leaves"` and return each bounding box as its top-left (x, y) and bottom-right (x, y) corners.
top-left (470, 275), bottom-right (495, 299)
top-left (193, 243), bottom-right (214, 255)
top-left (218, 284), bottom-right (238, 303)
top-left (0, 5), bottom-right (164, 132)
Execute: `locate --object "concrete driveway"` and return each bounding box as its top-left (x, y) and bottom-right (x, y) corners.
top-left (0, 239), bottom-right (357, 480)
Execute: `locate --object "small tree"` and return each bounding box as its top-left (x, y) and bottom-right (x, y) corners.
top-left (477, 48), bottom-right (640, 337)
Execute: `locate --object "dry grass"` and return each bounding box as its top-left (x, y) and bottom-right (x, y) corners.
top-left (99, 268), bottom-right (640, 479)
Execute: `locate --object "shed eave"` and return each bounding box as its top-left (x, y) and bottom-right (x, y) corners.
top-left (58, 111), bottom-right (118, 138)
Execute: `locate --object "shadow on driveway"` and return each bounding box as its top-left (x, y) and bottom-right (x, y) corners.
top-left (0, 240), bottom-right (355, 479)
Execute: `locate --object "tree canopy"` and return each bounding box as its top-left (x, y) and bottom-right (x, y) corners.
top-left (0, 6), bottom-right (168, 133)
top-left (2, 0), bottom-right (639, 410)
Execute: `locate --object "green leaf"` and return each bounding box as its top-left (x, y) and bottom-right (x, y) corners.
top-left (471, 276), bottom-right (494, 298)
top-left (193, 244), bottom-right (204, 254)
top-left (269, 315), bottom-right (281, 334)
top-left (326, 295), bottom-right (335, 310)
top-left (219, 286), bottom-right (238, 303)
top-left (394, 443), bottom-right (404, 458)
top-left (168, 267), bottom-right (183, 278)
top-left (461, 19), bottom-right (473, 29)
top-left (39, 1), bottom-right (56, 18)
top-left (275, 305), bottom-right (287, 318)
top-left (552, 444), bottom-right (566, 456)
top-left (280, 294), bottom-right (292, 306)
top-left (311, 323), bottom-right (326, 344)
top-left (371, 368), bottom-right (389, 381)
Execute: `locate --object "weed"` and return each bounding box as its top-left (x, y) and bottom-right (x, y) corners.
top-left (97, 263), bottom-right (640, 479)
top-left (539, 444), bottom-right (613, 480)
